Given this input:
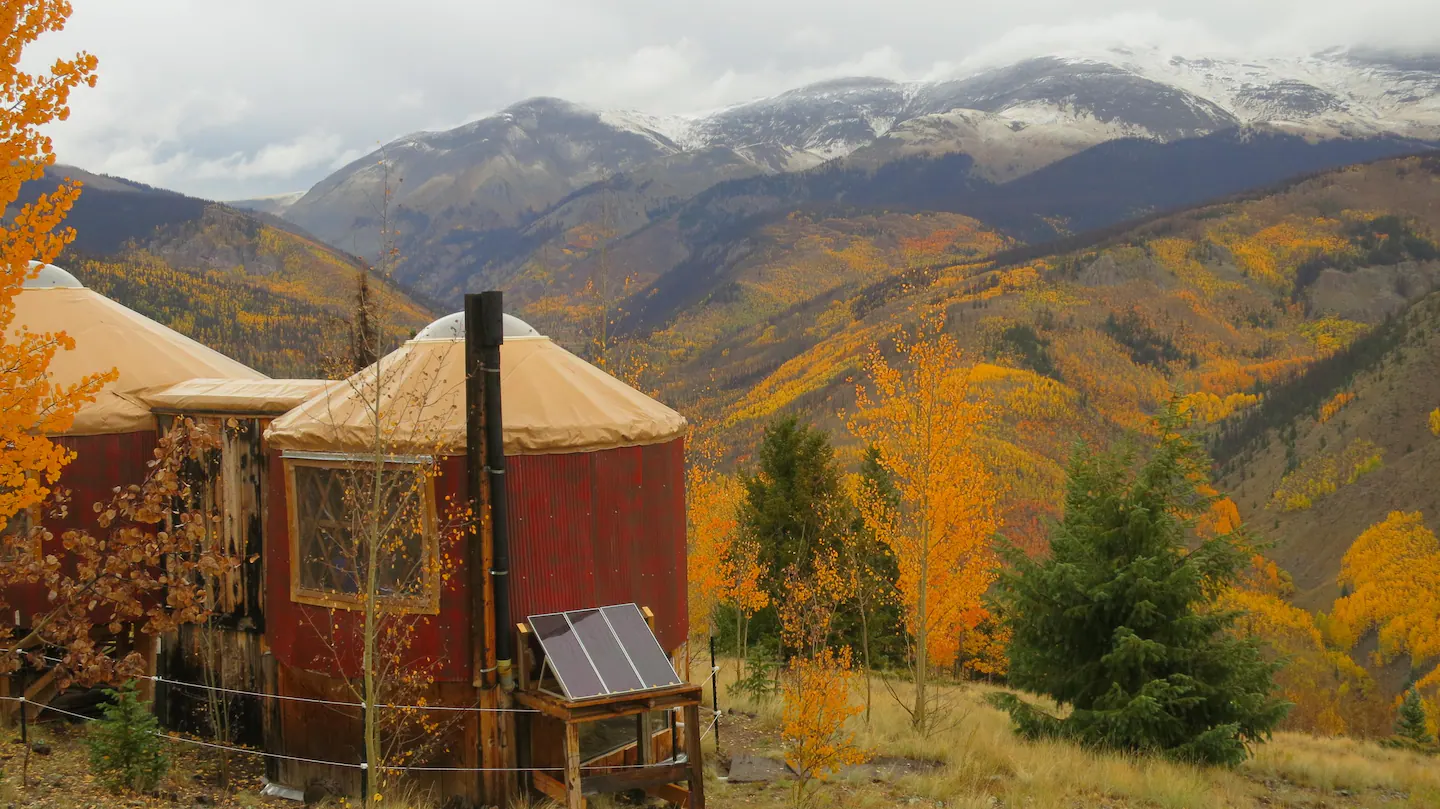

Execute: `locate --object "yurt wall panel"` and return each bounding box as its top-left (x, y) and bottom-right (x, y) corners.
top-left (506, 438), bottom-right (688, 651)
top-left (7, 432), bottom-right (157, 622)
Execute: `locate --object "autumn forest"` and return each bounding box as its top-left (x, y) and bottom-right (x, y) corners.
top-left (6, 0), bottom-right (1440, 806)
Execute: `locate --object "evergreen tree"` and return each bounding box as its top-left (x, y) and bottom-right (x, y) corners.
top-left (741, 414), bottom-right (845, 600)
top-left (1395, 687), bottom-right (1434, 745)
top-left (991, 409), bottom-right (1289, 766)
top-left (86, 681), bottom-right (168, 794)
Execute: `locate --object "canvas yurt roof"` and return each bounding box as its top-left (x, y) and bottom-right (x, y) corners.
top-left (11, 262), bottom-right (268, 435)
top-left (265, 312), bottom-right (687, 456)
top-left (141, 378), bottom-right (335, 416)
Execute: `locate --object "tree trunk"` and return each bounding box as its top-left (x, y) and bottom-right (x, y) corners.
top-left (913, 534), bottom-right (929, 732)
top-left (858, 594), bottom-right (873, 724)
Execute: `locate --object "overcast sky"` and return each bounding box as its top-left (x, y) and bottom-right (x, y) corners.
top-left (29, 0), bottom-right (1440, 201)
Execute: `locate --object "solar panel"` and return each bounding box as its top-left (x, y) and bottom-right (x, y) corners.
top-left (528, 603), bottom-right (682, 701)
top-left (529, 613), bottom-right (606, 700)
top-left (601, 604), bottom-right (683, 690)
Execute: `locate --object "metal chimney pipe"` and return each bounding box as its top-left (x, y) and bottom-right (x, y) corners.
top-left (478, 291), bottom-right (513, 668)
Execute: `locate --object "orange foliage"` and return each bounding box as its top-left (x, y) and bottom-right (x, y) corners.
top-left (849, 314), bottom-right (1001, 728)
top-left (1221, 583), bottom-right (1373, 736)
top-left (781, 646), bottom-right (866, 804)
top-left (1269, 439), bottom-right (1383, 512)
top-left (685, 462), bottom-right (744, 638)
top-left (1319, 391), bottom-right (1357, 423)
top-left (0, 0), bottom-right (106, 533)
top-left (1210, 215), bottom-right (1348, 291)
top-left (1332, 512), bottom-right (1440, 679)
top-left (777, 547), bottom-right (855, 658)
top-left (1179, 391), bottom-right (1260, 424)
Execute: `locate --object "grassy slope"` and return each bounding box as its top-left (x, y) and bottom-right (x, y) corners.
top-left (10, 666), bottom-right (1436, 809)
top-left (699, 663), bottom-right (1440, 809)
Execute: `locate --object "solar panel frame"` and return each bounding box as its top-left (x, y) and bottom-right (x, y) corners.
top-left (528, 602), bottom-right (683, 701)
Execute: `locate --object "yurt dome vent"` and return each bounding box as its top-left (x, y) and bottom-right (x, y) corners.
top-left (414, 311), bottom-right (541, 341)
top-left (23, 261), bottom-right (84, 289)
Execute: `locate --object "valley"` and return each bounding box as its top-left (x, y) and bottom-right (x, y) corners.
top-left (11, 12), bottom-right (1440, 806)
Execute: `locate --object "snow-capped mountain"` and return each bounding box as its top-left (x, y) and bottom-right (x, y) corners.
top-left (284, 48), bottom-right (1440, 262)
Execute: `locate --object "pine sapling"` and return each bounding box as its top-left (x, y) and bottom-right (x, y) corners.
top-left (1395, 687), bottom-right (1434, 746)
top-left (86, 681), bottom-right (168, 794)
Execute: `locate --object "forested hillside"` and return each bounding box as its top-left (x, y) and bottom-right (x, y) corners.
top-left (1214, 288), bottom-right (1440, 612)
top-left (637, 155), bottom-right (1440, 571)
top-left (22, 166), bottom-right (435, 376)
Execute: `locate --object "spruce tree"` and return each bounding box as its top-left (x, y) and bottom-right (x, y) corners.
top-left (1395, 687), bottom-right (1434, 745)
top-left (991, 409), bottom-right (1289, 766)
top-left (741, 414), bottom-right (844, 599)
top-left (86, 680), bottom-right (168, 793)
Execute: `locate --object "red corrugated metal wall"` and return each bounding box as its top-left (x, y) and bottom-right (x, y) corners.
top-left (268, 437), bottom-right (688, 681)
top-left (6, 432), bottom-right (157, 621)
top-left (507, 438), bottom-right (688, 652)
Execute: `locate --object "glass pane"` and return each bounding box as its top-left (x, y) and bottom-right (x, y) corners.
top-left (580, 711), bottom-right (661, 762)
top-left (530, 614), bottom-right (605, 700)
top-left (569, 609), bottom-right (643, 694)
top-left (602, 604), bottom-right (682, 689)
top-left (293, 464), bottom-right (431, 602)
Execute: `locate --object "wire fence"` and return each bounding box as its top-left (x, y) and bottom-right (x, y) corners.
top-left (0, 658), bottom-right (726, 775)
top-left (10, 651), bottom-right (724, 716)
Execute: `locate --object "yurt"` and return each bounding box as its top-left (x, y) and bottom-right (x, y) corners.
top-left (261, 308), bottom-right (690, 800)
top-left (3, 263), bottom-right (271, 627)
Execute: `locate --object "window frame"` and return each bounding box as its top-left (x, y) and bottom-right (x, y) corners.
top-left (283, 453), bottom-right (441, 615)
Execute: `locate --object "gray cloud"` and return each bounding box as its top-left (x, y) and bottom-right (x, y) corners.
top-left (31, 0), bottom-right (1440, 200)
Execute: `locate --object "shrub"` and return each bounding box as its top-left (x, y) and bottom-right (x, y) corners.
top-left (86, 680), bottom-right (168, 793)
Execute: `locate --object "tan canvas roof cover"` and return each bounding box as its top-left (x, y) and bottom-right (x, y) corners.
top-left (12, 264), bottom-right (267, 435)
top-left (265, 334), bottom-right (687, 456)
top-left (140, 378), bottom-right (334, 416)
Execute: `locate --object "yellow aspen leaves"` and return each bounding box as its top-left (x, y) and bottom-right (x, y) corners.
top-left (0, 0), bottom-right (107, 532)
top-left (849, 312), bottom-right (1001, 729)
top-left (781, 646), bottom-right (866, 805)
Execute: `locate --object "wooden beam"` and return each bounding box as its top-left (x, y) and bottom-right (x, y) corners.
top-left (533, 771), bottom-right (571, 806)
top-left (636, 710), bottom-right (650, 765)
top-left (514, 683), bottom-right (704, 722)
top-left (582, 763), bottom-right (689, 795)
top-left (517, 623), bottom-right (532, 692)
top-left (684, 703), bottom-right (706, 809)
top-left (564, 723), bottom-right (583, 809)
top-left (22, 668), bottom-right (58, 724)
top-left (647, 782), bottom-right (690, 807)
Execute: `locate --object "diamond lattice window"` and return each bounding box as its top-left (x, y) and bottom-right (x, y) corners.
top-left (287, 460), bottom-right (437, 611)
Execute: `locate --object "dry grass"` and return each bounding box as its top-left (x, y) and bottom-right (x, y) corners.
top-left (697, 659), bottom-right (1440, 809)
top-left (5, 666), bottom-right (1436, 809)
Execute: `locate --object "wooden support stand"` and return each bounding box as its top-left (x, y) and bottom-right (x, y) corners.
top-left (515, 682), bottom-right (706, 809)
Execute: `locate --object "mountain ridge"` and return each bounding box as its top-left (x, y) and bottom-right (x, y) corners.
top-left (276, 47), bottom-right (1440, 309)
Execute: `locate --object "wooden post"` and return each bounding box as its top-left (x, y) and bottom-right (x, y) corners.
top-left (260, 653), bottom-right (281, 786)
top-left (136, 632), bottom-right (158, 703)
top-left (636, 710), bottom-right (650, 765)
top-left (564, 722), bottom-right (584, 809)
top-left (683, 703), bottom-right (705, 809)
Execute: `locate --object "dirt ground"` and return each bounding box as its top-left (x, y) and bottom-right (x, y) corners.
top-left (0, 719), bottom-right (276, 809)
